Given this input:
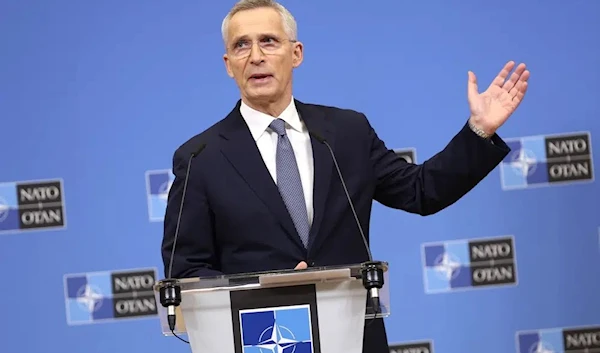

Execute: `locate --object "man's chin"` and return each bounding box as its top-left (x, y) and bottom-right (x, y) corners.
top-left (245, 88), bottom-right (279, 102)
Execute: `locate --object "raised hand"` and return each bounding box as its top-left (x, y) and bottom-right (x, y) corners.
top-left (467, 61), bottom-right (530, 136)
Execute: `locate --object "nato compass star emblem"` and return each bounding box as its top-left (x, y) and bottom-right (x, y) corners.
top-left (433, 252), bottom-right (461, 280)
top-left (157, 179), bottom-right (172, 203)
top-left (510, 148), bottom-right (538, 177)
top-left (76, 285), bottom-right (103, 313)
top-left (254, 322), bottom-right (304, 353)
top-left (530, 341), bottom-right (555, 353)
top-left (0, 197), bottom-right (8, 222)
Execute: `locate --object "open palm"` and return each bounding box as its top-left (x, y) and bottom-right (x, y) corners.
top-left (468, 61), bottom-right (530, 135)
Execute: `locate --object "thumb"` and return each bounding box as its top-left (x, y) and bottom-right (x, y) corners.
top-left (467, 71), bottom-right (479, 100)
top-left (294, 261), bottom-right (308, 270)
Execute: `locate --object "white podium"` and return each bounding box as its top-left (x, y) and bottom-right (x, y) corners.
top-left (154, 263), bottom-right (391, 353)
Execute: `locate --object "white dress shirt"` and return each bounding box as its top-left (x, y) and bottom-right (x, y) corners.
top-left (239, 97), bottom-right (314, 226)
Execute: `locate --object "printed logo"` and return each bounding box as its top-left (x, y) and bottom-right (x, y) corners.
top-left (516, 325), bottom-right (600, 353)
top-left (0, 179), bottom-right (66, 234)
top-left (240, 305), bottom-right (314, 353)
top-left (231, 285), bottom-right (321, 353)
top-left (393, 148), bottom-right (417, 164)
top-left (145, 169), bottom-right (173, 222)
top-left (64, 268), bottom-right (158, 325)
top-left (500, 132), bottom-right (593, 190)
top-left (422, 235), bottom-right (517, 293)
top-left (389, 340), bottom-right (433, 353)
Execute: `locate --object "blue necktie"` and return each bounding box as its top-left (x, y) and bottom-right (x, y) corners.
top-left (269, 118), bottom-right (310, 247)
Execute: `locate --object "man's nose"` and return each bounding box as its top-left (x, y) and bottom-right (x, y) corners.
top-left (249, 42), bottom-right (265, 64)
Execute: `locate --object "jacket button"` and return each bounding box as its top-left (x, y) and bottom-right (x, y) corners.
top-left (309, 261), bottom-right (315, 266)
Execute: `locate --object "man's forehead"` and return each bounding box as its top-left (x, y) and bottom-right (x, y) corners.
top-left (228, 8), bottom-right (285, 40)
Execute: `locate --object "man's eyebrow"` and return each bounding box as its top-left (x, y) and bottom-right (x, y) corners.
top-left (232, 33), bottom-right (281, 42)
top-left (231, 35), bottom-right (246, 43)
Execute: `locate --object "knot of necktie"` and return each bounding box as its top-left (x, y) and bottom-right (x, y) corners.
top-left (269, 119), bottom-right (287, 136)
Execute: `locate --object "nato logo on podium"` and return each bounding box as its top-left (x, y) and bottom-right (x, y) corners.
top-left (239, 305), bottom-right (314, 353)
top-left (230, 284), bottom-right (322, 353)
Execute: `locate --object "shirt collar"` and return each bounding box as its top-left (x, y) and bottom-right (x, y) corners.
top-left (240, 97), bottom-right (302, 141)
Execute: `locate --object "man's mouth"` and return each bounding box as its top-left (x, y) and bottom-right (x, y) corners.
top-left (249, 74), bottom-right (272, 81)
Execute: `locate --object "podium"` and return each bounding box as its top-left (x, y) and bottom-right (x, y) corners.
top-left (153, 262), bottom-right (391, 353)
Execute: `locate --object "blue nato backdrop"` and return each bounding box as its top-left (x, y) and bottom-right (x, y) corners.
top-left (1, 1), bottom-right (599, 353)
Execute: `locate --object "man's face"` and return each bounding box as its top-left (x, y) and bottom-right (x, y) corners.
top-left (223, 7), bottom-right (303, 105)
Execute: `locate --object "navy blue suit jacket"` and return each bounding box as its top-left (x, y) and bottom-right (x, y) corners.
top-left (161, 99), bottom-right (510, 353)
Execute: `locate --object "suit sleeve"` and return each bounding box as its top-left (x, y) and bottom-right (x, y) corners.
top-left (161, 147), bottom-right (224, 278)
top-left (367, 116), bottom-right (510, 215)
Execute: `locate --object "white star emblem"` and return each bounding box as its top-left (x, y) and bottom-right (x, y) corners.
top-left (255, 322), bottom-right (301, 353)
top-left (158, 180), bottom-right (173, 202)
top-left (433, 253), bottom-right (461, 280)
top-left (530, 341), bottom-right (554, 353)
top-left (510, 148), bottom-right (537, 177)
top-left (0, 197), bottom-right (9, 222)
top-left (76, 285), bottom-right (103, 312)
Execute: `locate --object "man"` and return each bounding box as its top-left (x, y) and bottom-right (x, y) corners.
top-left (161, 0), bottom-right (530, 352)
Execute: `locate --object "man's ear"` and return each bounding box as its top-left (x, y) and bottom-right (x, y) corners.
top-left (223, 54), bottom-right (234, 78)
top-left (292, 41), bottom-right (304, 68)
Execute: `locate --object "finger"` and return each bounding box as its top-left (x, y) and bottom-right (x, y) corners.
top-left (467, 71), bottom-right (478, 100)
top-left (294, 261), bottom-right (308, 270)
top-left (512, 81), bottom-right (528, 103)
top-left (491, 61), bottom-right (516, 87)
top-left (508, 81), bottom-right (520, 98)
top-left (508, 69), bottom-right (531, 97)
top-left (519, 69), bottom-right (531, 83)
top-left (502, 63), bottom-right (527, 91)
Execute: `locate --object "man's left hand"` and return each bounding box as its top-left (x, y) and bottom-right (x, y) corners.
top-left (467, 61), bottom-right (530, 136)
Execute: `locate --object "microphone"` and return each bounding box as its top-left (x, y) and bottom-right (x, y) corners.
top-left (309, 131), bottom-right (385, 314)
top-left (158, 142), bottom-right (207, 344)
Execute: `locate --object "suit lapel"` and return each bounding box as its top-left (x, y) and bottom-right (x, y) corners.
top-left (295, 100), bottom-right (336, 252)
top-left (218, 101), bottom-right (305, 250)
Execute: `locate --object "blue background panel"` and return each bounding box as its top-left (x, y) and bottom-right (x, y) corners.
top-left (0, 1), bottom-right (599, 352)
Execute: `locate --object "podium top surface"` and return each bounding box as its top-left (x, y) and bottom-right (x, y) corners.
top-left (154, 261), bottom-right (388, 293)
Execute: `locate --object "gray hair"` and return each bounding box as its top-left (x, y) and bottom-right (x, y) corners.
top-left (221, 0), bottom-right (298, 45)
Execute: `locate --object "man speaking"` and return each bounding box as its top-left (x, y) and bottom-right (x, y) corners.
top-left (161, 0), bottom-right (530, 352)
